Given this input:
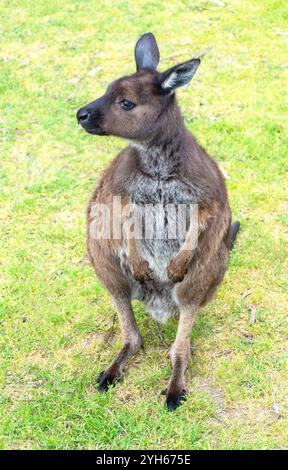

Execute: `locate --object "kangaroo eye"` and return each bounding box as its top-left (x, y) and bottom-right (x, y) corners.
top-left (120, 99), bottom-right (136, 110)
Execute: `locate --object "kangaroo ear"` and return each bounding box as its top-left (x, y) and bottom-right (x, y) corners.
top-left (160, 58), bottom-right (201, 92)
top-left (134, 32), bottom-right (160, 71)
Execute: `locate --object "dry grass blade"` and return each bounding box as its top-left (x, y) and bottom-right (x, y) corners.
top-left (248, 304), bottom-right (257, 325)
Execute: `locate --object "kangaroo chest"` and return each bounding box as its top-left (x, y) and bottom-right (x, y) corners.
top-left (129, 146), bottom-right (192, 206)
top-left (127, 160), bottom-right (194, 284)
top-left (131, 174), bottom-right (188, 205)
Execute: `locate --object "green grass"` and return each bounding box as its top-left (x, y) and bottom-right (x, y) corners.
top-left (0, 0), bottom-right (288, 450)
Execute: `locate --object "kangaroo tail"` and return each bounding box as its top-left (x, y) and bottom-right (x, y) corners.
top-left (230, 221), bottom-right (240, 251)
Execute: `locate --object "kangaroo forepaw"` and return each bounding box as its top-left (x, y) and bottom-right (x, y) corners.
top-left (167, 257), bottom-right (189, 283)
top-left (133, 259), bottom-right (153, 283)
top-left (97, 370), bottom-right (121, 393)
top-left (167, 266), bottom-right (185, 283)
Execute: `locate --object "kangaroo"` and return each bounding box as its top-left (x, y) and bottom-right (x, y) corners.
top-left (76, 33), bottom-right (240, 411)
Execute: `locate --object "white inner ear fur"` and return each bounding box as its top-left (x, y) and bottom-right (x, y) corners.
top-left (162, 71), bottom-right (178, 90)
top-left (161, 63), bottom-right (198, 90)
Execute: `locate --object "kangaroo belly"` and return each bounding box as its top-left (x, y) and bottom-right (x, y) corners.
top-left (140, 238), bottom-right (181, 281)
top-left (119, 238), bottom-right (181, 323)
top-left (140, 281), bottom-right (179, 324)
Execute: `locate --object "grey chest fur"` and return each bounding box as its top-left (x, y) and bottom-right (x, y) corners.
top-left (119, 145), bottom-right (196, 323)
top-left (129, 147), bottom-right (191, 274)
top-left (131, 171), bottom-right (185, 278)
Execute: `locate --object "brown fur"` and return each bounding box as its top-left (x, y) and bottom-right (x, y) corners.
top-left (77, 33), bottom-right (236, 410)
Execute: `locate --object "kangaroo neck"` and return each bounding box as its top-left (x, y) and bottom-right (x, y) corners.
top-left (132, 104), bottom-right (187, 178)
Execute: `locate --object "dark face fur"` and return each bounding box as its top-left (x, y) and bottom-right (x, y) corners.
top-left (76, 33), bottom-right (201, 141)
top-left (77, 70), bottom-right (170, 140)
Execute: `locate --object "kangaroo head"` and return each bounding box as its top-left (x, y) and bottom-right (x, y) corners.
top-left (76, 33), bottom-right (201, 141)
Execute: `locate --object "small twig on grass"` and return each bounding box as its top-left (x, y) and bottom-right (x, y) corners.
top-left (195, 47), bottom-right (212, 59)
top-left (160, 47), bottom-right (212, 62)
top-left (154, 321), bottom-right (169, 348)
top-left (240, 289), bottom-right (257, 325)
top-left (273, 27), bottom-right (288, 36)
top-left (216, 349), bottom-right (233, 357)
top-left (271, 403), bottom-right (281, 421)
top-left (160, 51), bottom-right (196, 62)
top-left (248, 304), bottom-right (257, 325)
top-left (241, 288), bottom-right (253, 300)
top-left (211, 0), bottom-right (226, 6)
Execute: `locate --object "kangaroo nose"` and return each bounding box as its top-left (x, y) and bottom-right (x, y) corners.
top-left (77, 109), bottom-right (90, 122)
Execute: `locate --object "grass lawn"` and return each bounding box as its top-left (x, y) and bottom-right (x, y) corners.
top-left (0, 0), bottom-right (287, 450)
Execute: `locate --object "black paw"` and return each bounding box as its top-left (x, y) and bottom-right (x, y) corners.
top-left (163, 388), bottom-right (187, 411)
top-left (97, 370), bottom-right (121, 393)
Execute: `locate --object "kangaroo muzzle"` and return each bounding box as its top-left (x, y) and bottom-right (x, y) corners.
top-left (76, 95), bottom-right (107, 135)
